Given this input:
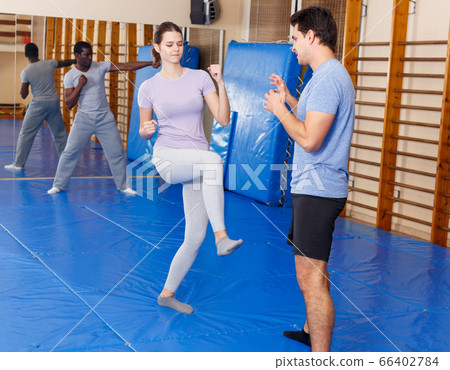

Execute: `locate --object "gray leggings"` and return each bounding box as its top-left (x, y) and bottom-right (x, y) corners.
top-left (52, 110), bottom-right (127, 191)
top-left (152, 145), bottom-right (225, 292)
top-left (14, 99), bottom-right (67, 167)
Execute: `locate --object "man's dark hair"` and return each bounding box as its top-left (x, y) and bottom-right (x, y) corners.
top-left (24, 43), bottom-right (39, 58)
top-left (290, 6), bottom-right (337, 53)
top-left (74, 41), bottom-right (92, 55)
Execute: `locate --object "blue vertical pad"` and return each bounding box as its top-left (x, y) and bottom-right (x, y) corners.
top-left (127, 43), bottom-right (199, 163)
top-left (222, 41), bottom-right (302, 205)
top-left (209, 111), bottom-right (238, 179)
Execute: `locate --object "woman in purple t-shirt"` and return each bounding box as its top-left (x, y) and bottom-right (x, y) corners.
top-left (138, 22), bottom-right (243, 314)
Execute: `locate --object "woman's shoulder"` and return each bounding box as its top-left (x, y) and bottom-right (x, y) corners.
top-left (140, 74), bottom-right (159, 88)
top-left (186, 68), bottom-right (209, 77)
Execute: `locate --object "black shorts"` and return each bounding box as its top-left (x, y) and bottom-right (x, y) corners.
top-left (287, 193), bottom-right (347, 262)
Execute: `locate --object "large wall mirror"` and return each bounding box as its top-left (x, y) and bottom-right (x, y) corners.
top-left (0, 12), bottom-right (223, 179)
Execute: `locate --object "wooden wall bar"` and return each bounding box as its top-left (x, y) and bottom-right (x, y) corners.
top-left (144, 25), bottom-right (153, 46)
top-left (53, 18), bottom-right (68, 131)
top-left (431, 26), bottom-right (450, 246)
top-left (62, 18), bottom-right (72, 128)
top-left (74, 19), bottom-right (83, 43)
top-left (85, 20), bottom-right (95, 44)
top-left (109, 21), bottom-right (120, 123)
top-left (127, 23), bottom-right (137, 145)
top-left (342, 0), bottom-right (362, 87)
top-left (376, 0), bottom-right (409, 231)
top-left (342, 1), bottom-right (450, 247)
top-left (44, 17), bottom-right (55, 61)
top-left (96, 21), bottom-right (106, 62)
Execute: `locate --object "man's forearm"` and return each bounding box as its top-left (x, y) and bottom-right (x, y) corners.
top-left (286, 94), bottom-right (299, 115)
top-left (57, 59), bottom-right (76, 68)
top-left (65, 86), bottom-right (83, 109)
top-left (112, 61), bottom-right (153, 71)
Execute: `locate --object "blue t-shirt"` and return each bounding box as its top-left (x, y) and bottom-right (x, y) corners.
top-left (21, 60), bottom-right (59, 102)
top-left (290, 58), bottom-right (355, 198)
top-left (63, 61), bottom-right (111, 113)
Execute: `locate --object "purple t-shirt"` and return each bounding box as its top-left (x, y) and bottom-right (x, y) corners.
top-left (137, 68), bottom-right (216, 150)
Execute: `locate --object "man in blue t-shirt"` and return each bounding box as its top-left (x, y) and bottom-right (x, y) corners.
top-left (4, 43), bottom-right (75, 170)
top-left (47, 41), bottom-right (153, 195)
top-left (264, 7), bottom-right (355, 351)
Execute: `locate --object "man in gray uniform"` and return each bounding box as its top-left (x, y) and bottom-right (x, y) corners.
top-left (5, 43), bottom-right (75, 170)
top-left (48, 41), bottom-right (153, 194)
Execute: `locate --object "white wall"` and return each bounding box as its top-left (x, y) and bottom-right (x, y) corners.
top-left (1, 0), bottom-right (251, 49)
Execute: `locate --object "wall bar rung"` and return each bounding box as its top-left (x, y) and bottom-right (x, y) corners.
top-left (346, 200), bottom-right (378, 212)
top-left (392, 119), bottom-right (440, 128)
top-left (349, 158), bottom-right (381, 167)
top-left (351, 42), bottom-right (390, 46)
top-left (385, 211), bottom-right (432, 226)
top-left (398, 40), bottom-right (447, 45)
top-left (387, 165), bottom-right (435, 177)
top-left (353, 57), bottom-right (389, 61)
top-left (350, 72), bottom-right (388, 77)
top-left (355, 101), bottom-right (385, 107)
top-left (348, 186), bottom-right (379, 197)
top-left (394, 88), bottom-right (443, 95)
top-left (389, 150), bottom-right (437, 161)
top-left (353, 129), bottom-right (383, 137)
top-left (391, 135), bottom-right (439, 145)
top-left (401, 57), bottom-right (446, 62)
top-left (355, 86), bottom-right (387, 92)
top-left (386, 180), bottom-right (435, 194)
top-left (393, 104), bottom-right (442, 111)
top-left (348, 172), bottom-right (380, 182)
top-left (355, 115), bottom-right (384, 122)
top-left (385, 196), bottom-right (434, 210)
top-left (351, 143), bottom-right (382, 152)
top-left (397, 73), bottom-right (444, 78)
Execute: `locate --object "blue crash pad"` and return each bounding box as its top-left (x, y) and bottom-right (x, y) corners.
top-left (220, 41), bottom-right (302, 205)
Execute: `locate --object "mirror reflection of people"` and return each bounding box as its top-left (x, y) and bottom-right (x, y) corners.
top-left (138, 22), bottom-right (243, 314)
top-left (47, 41), bottom-right (153, 194)
top-left (264, 7), bottom-right (355, 352)
top-left (4, 43), bottom-right (75, 171)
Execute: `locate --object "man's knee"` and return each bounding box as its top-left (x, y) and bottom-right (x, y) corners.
top-left (295, 258), bottom-right (329, 294)
top-left (60, 143), bottom-right (83, 159)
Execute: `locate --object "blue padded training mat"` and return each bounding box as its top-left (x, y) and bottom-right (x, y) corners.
top-left (1, 119), bottom-right (450, 353)
top-left (221, 41), bottom-right (302, 205)
top-left (127, 43), bottom-right (199, 163)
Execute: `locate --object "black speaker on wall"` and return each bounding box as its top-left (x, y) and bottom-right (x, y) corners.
top-left (190, 0), bottom-right (221, 25)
